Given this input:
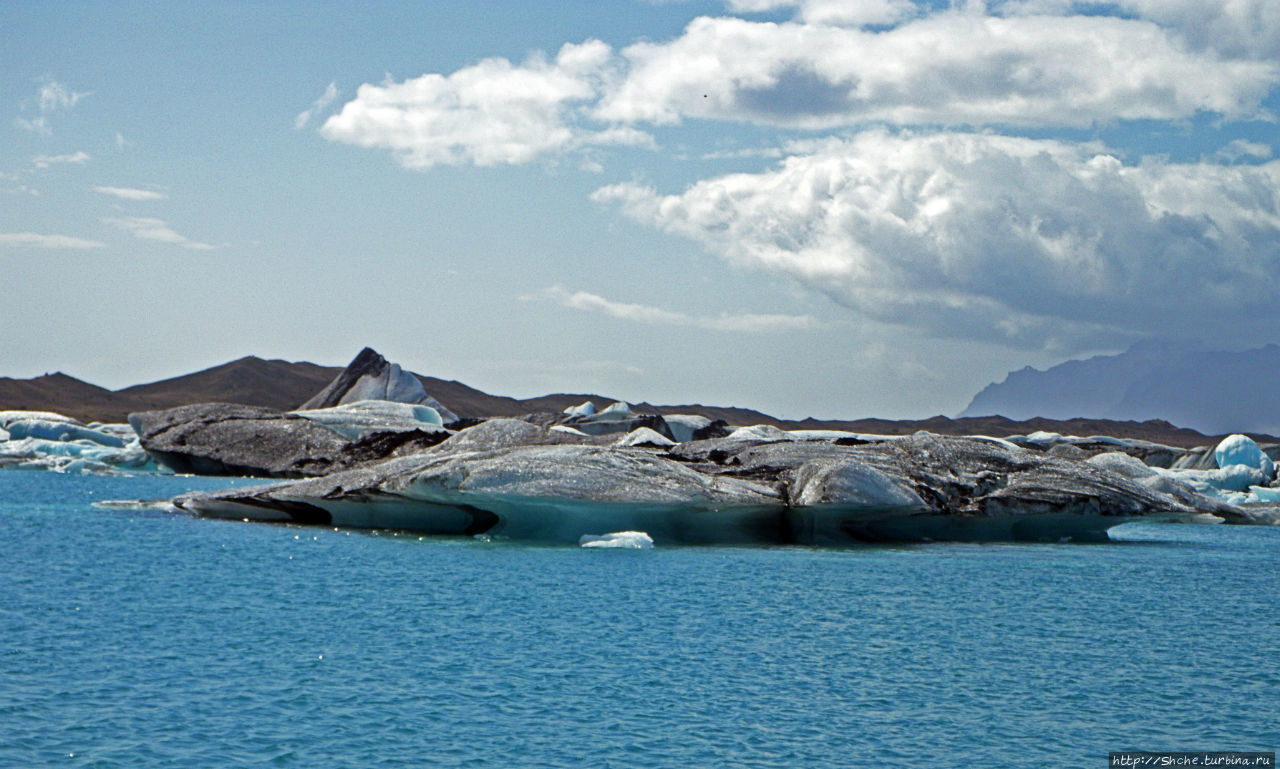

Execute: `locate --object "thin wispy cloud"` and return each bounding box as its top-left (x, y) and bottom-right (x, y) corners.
top-left (92, 186), bottom-right (168, 201)
top-left (102, 217), bottom-right (214, 250)
top-left (295, 81), bottom-right (339, 129)
top-left (15, 79), bottom-right (90, 134)
top-left (1215, 139), bottom-right (1274, 163)
top-left (32, 151), bottom-right (90, 169)
top-left (0, 232), bottom-right (105, 249)
top-left (538, 285), bottom-right (818, 332)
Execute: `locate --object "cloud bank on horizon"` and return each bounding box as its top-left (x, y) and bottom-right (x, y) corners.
top-left (317, 0), bottom-right (1280, 353)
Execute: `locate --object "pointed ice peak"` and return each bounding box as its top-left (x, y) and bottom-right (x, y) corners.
top-left (598, 401), bottom-right (633, 418)
top-left (300, 348), bottom-right (458, 423)
top-left (613, 426), bottom-right (676, 448)
top-left (563, 401), bottom-right (597, 417)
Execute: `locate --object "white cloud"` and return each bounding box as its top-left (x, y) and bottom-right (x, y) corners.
top-left (32, 151), bottom-right (91, 169)
top-left (728, 0), bottom-right (918, 26)
top-left (999, 0), bottom-right (1280, 59)
top-left (702, 145), bottom-right (784, 160)
top-left (102, 217), bottom-right (214, 250)
top-left (15, 79), bottom-right (89, 134)
top-left (321, 41), bottom-right (651, 168)
top-left (92, 186), bottom-right (168, 201)
top-left (295, 81), bottom-right (339, 129)
top-left (1215, 139), bottom-right (1274, 163)
top-left (538, 285), bottom-right (818, 332)
top-left (594, 130), bottom-right (1280, 349)
top-left (595, 13), bottom-right (1277, 129)
top-left (0, 232), bottom-right (105, 249)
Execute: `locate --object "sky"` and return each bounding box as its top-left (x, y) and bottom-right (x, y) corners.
top-left (3, 0), bottom-right (1278, 420)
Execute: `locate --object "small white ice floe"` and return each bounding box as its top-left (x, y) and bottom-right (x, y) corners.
top-left (579, 531), bottom-right (655, 549)
top-left (90, 498), bottom-right (177, 513)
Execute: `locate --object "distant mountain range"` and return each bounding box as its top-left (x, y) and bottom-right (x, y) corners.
top-left (961, 340), bottom-right (1280, 435)
top-left (0, 355), bottom-right (783, 428)
top-left (2, 348), bottom-right (1274, 448)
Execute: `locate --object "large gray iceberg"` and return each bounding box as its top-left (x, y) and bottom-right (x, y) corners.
top-left (129, 402), bottom-right (450, 477)
top-left (172, 428), bottom-right (1256, 545)
top-left (300, 347), bottom-right (459, 423)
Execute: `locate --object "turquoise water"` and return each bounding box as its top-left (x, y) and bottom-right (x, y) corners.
top-left (2, 472), bottom-right (1278, 768)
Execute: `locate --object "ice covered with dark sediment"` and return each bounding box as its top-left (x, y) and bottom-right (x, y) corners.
top-left (171, 423), bottom-right (1263, 544)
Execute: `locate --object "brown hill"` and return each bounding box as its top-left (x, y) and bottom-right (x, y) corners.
top-left (3, 352), bottom-right (1273, 449)
top-left (417, 375), bottom-right (526, 418)
top-left (119, 356), bottom-right (340, 415)
top-left (0, 358), bottom-right (343, 423)
top-left (0, 372), bottom-right (122, 421)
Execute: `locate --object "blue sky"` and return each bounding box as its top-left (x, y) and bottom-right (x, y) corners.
top-left (3, 0), bottom-right (1278, 420)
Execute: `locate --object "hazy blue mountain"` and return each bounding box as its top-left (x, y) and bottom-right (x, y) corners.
top-left (961, 340), bottom-right (1280, 435)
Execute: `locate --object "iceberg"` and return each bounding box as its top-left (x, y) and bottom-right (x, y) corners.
top-left (613, 427), bottom-right (676, 448)
top-left (291, 399), bottom-right (444, 440)
top-left (558, 401), bottom-right (676, 440)
top-left (598, 401), bottom-right (632, 419)
top-left (662, 414), bottom-right (711, 443)
top-left (562, 401), bottom-right (597, 417)
top-left (727, 424), bottom-right (793, 442)
top-left (1248, 485), bottom-right (1280, 503)
top-left (5, 419), bottom-right (126, 448)
top-left (579, 531), bottom-right (654, 549)
top-left (299, 347), bottom-right (459, 423)
top-left (128, 402), bottom-right (450, 478)
top-left (172, 428), bottom-right (1256, 545)
top-left (1214, 434), bottom-right (1275, 478)
top-left (0, 410), bottom-right (79, 428)
top-left (0, 434), bottom-right (160, 475)
top-left (0, 412), bottom-right (155, 474)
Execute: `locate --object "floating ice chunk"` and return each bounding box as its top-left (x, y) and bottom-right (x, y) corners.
top-left (57, 458), bottom-right (117, 475)
top-left (291, 399), bottom-right (444, 440)
top-left (5, 419), bottom-right (126, 447)
top-left (0, 432), bottom-right (161, 475)
top-left (786, 429), bottom-right (862, 441)
top-left (1248, 485), bottom-right (1280, 503)
top-left (0, 410), bottom-right (80, 428)
top-left (971, 435), bottom-right (1023, 452)
top-left (1088, 451), bottom-right (1156, 479)
top-left (0, 427), bottom-right (7, 441)
top-left (1089, 452), bottom-right (1207, 499)
top-left (579, 531), bottom-right (654, 549)
top-left (727, 424), bottom-right (794, 442)
top-left (1022, 431), bottom-right (1064, 447)
top-left (436, 418), bottom-right (547, 452)
top-left (563, 401), bottom-right (597, 417)
top-left (791, 458), bottom-right (927, 509)
top-left (550, 425), bottom-right (589, 437)
top-left (1214, 434), bottom-right (1274, 478)
top-left (597, 401), bottom-right (633, 419)
top-left (92, 498), bottom-right (179, 512)
top-left (1158, 464), bottom-right (1267, 496)
top-left (663, 414), bottom-right (712, 443)
top-left (613, 427), bottom-right (676, 448)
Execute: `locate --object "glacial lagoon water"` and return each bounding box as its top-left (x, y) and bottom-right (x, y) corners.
top-left (2, 471), bottom-right (1278, 768)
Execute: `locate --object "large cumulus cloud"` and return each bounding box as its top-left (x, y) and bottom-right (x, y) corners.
top-left (594, 12), bottom-right (1275, 129)
top-left (320, 9), bottom-right (1277, 163)
top-left (594, 131), bottom-right (1280, 349)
